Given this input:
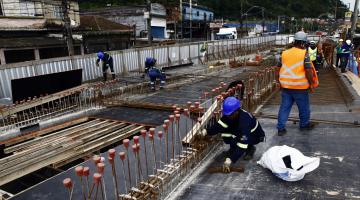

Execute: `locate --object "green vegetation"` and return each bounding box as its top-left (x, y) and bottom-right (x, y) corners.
top-left (79, 0), bottom-right (348, 20)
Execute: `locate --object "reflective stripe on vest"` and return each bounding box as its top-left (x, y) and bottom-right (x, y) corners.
top-left (237, 143), bottom-right (248, 149)
top-left (218, 119), bottom-right (228, 128)
top-left (242, 109), bottom-right (259, 133)
top-left (279, 48), bottom-right (310, 90)
top-left (308, 47), bottom-right (317, 61)
top-left (221, 133), bottom-right (234, 138)
top-left (251, 120), bottom-right (259, 133)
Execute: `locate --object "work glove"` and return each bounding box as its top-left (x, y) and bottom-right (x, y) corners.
top-left (201, 129), bottom-right (207, 137)
top-left (222, 158), bottom-right (232, 173)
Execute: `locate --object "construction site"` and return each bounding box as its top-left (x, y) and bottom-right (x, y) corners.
top-left (0, 32), bottom-right (360, 200)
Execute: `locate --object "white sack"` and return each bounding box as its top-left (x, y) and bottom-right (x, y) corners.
top-left (257, 145), bottom-right (320, 181)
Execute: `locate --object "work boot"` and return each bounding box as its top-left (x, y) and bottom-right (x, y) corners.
top-left (243, 145), bottom-right (256, 160)
top-left (300, 122), bottom-right (316, 131)
top-left (278, 129), bottom-right (287, 136)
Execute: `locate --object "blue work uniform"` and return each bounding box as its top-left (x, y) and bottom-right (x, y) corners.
top-left (148, 67), bottom-right (166, 90)
top-left (145, 58), bottom-right (156, 74)
top-left (340, 43), bottom-right (353, 72)
top-left (96, 52), bottom-right (115, 81)
top-left (207, 109), bottom-right (265, 163)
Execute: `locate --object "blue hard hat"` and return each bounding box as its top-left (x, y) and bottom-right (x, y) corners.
top-left (97, 51), bottom-right (104, 59)
top-left (222, 97), bottom-right (241, 116)
top-left (146, 57), bottom-right (152, 62)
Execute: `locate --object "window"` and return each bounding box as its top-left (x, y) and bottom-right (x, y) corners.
top-left (53, 5), bottom-right (63, 19)
top-left (4, 49), bottom-right (35, 64)
top-left (183, 8), bottom-right (186, 14)
top-left (209, 14), bottom-right (213, 20)
top-left (0, 1), bottom-right (3, 16)
top-left (197, 11), bottom-right (199, 16)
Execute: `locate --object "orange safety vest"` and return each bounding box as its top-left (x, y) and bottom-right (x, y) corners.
top-left (280, 47), bottom-right (319, 89)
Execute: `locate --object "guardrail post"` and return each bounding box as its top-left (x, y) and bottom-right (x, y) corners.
top-left (121, 51), bottom-right (128, 75)
top-left (189, 43), bottom-right (192, 63)
top-left (167, 46), bottom-right (170, 68)
top-left (178, 44), bottom-right (181, 65)
top-left (137, 49), bottom-right (142, 73)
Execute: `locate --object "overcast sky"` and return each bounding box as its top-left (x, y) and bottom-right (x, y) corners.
top-left (342, 0), bottom-right (357, 11)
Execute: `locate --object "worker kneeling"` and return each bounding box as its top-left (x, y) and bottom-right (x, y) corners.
top-left (202, 97), bottom-right (265, 173)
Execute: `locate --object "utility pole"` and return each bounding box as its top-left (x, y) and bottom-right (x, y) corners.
top-left (262, 7), bottom-right (265, 33)
top-left (147, 0), bottom-right (152, 45)
top-left (179, 0), bottom-right (183, 39)
top-left (334, 0), bottom-right (338, 19)
top-left (351, 0), bottom-right (359, 39)
top-left (277, 16), bottom-right (280, 33)
top-left (62, 0), bottom-right (74, 56)
top-left (240, 0), bottom-right (243, 37)
top-left (190, 0), bottom-right (192, 42)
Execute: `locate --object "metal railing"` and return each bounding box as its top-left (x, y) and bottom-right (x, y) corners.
top-left (0, 36), bottom-right (279, 100)
top-left (0, 35), bottom-right (322, 100)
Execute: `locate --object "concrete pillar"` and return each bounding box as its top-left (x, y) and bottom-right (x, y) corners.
top-left (34, 48), bottom-right (40, 60)
top-left (0, 49), bottom-right (6, 65)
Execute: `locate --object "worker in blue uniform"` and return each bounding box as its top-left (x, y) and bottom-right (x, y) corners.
top-left (202, 97), bottom-right (265, 173)
top-left (96, 51), bottom-right (115, 81)
top-left (145, 57), bottom-right (166, 90)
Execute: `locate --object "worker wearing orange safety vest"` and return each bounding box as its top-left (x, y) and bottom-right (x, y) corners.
top-left (276, 31), bottom-right (319, 136)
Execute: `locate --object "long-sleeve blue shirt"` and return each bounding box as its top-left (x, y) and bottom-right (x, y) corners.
top-left (340, 43), bottom-right (353, 58)
top-left (206, 109), bottom-right (265, 162)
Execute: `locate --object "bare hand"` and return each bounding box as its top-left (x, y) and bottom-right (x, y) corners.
top-left (309, 87), bottom-right (314, 93)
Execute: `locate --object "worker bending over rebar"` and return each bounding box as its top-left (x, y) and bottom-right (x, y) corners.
top-left (202, 97), bottom-right (266, 173)
top-left (144, 57), bottom-right (166, 91)
top-left (96, 51), bottom-right (116, 82)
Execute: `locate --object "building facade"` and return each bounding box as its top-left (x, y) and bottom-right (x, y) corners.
top-left (0, 0), bottom-right (80, 28)
top-left (0, 0), bottom-right (81, 65)
top-left (81, 3), bottom-right (167, 39)
top-left (181, 3), bottom-right (214, 40)
top-left (0, 0), bottom-right (133, 65)
top-left (182, 3), bottom-right (213, 22)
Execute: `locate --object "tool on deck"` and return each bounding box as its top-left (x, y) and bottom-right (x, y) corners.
top-left (207, 166), bottom-right (245, 174)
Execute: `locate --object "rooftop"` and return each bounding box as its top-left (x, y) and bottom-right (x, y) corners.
top-left (78, 15), bottom-right (133, 33)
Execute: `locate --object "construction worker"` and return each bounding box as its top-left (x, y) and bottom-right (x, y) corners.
top-left (141, 57), bottom-right (157, 78)
top-left (277, 31), bottom-right (318, 136)
top-left (202, 97), bottom-right (265, 173)
top-left (340, 39), bottom-right (354, 73)
top-left (96, 51), bottom-right (115, 81)
top-left (146, 58), bottom-right (166, 90)
top-left (227, 80), bottom-right (245, 100)
top-left (336, 39), bottom-right (344, 68)
top-left (308, 41), bottom-right (321, 74)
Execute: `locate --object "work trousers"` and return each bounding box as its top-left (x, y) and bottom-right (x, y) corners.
top-left (277, 89), bottom-right (310, 131)
top-left (102, 57), bottom-right (115, 81)
top-left (148, 68), bottom-right (166, 90)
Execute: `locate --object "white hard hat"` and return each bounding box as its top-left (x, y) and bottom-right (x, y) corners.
top-left (339, 39), bottom-right (344, 42)
top-left (294, 31), bottom-right (307, 42)
top-left (310, 41), bottom-right (316, 44)
top-left (346, 40), bottom-right (351, 45)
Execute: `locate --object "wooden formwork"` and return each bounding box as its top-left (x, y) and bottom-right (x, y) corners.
top-left (0, 118), bottom-right (144, 185)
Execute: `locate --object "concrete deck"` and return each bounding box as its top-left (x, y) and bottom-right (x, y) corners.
top-left (7, 66), bottom-right (360, 199)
